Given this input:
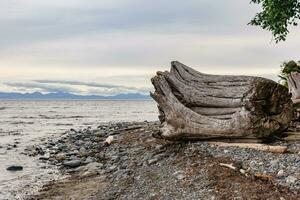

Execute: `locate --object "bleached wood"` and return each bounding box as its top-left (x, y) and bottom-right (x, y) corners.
top-left (288, 72), bottom-right (300, 100)
top-left (209, 142), bottom-right (287, 153)
top-left (151, 61), bottom-right (293, 141)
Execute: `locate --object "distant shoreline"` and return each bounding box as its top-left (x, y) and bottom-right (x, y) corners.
top-left (0, 92), bottom-right (151, 100)
top-left (0, 99), bottom-right (153, 101)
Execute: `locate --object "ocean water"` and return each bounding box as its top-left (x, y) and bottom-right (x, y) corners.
top-left (0, 100), bottom-right (158, 199)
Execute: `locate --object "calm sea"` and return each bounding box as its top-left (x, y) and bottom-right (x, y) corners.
top-left (0, 100), bottom-right (158, 199)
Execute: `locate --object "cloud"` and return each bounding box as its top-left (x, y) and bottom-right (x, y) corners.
top-left (4, 82), bottom-right (82, 94)
top-left (0, 0), bottom-right (299, 95)
top-left (0, 0), bottom-right (263, 50)
top-left (3, 79), bottom-right (151, 95)
top-left (34, 80), bottom-right (151, 92)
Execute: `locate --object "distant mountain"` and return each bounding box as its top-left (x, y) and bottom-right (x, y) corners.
top-left (0, 92), bottom-right (152, 100)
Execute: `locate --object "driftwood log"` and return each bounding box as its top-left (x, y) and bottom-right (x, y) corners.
top-left (287, 72), bottom-right (300, 100)
top-left (151, 61), bottom-right (293, 142)
top-left (287, 72), bottom-right (300, 109)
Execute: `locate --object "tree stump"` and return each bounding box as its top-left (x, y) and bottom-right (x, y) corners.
top-left (151, 61), bottom-right (293, 142)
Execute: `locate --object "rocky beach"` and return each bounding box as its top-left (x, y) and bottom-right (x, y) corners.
top-left (22, 121), bottom-right (300, 200)
top-left (0, 100), bottom-right (157, 199)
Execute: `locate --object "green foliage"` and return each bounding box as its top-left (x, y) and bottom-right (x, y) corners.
top-left (279, 60), bottom-right (300, 87)
top-left (249, 0), bottom-right (300, 43)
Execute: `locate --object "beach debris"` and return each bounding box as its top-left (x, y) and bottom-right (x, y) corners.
top-left (6, 165), bottom-right (23, 171)
top-left (254, 172), bottom-right (273, 181)
top-left (209, 142), bottom-right (288, 154)
top-left (219, 163), bottom-right (237, 170)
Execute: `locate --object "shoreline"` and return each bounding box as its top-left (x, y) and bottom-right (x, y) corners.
top-left (22, 121), bottom-right (300, 199)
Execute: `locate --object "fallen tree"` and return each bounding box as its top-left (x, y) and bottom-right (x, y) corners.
top-left (151, 61), bottom-right (293, 142)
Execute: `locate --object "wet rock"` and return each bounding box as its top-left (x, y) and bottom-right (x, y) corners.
top-left (7, 165), bottom-right (23, 171)
top-left (63, 160), bottom-right (81, 168)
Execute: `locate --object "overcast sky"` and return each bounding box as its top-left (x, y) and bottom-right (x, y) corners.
top-left (1, 0), bottom-right (300, 95)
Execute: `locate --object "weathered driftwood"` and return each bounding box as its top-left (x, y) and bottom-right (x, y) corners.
top-left (151, 61), bottom-right (293, 142)
top-left (282, 132), bottom-right (300, 141)
top-left (209, 142), bottom-right (287, 154)
top-left (288, 72), bottom-right (300, 101)
top-left (287, 72), bottom-right (300, 109)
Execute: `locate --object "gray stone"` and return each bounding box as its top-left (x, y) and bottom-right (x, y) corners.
top-left (173, 171), bottom-right (185, 180)
top-left (286, 175), bottom-right (298, 184)
top-left (63, 160), bottom-right (81, 168)
top-left (270, 159), bottom-right (279, 168)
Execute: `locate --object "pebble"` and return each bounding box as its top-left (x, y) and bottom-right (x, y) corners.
top-left (270, 159), bottom-right (279, 168)
top-left (277, 170), bottom-right (285, 177)
top-left (55, 153), bottom-right (66, 161)
top-left (63, 160), bottom-right (81, 168)
top-left (240, 169), bottom-right (246, 174)
top-left (173, 171), bottom-right (185, 180)
top-left (286, 175), bottom-right (298, 184)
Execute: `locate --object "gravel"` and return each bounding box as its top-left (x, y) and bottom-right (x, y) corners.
top-left (24, 121), bottom-right (300, 199)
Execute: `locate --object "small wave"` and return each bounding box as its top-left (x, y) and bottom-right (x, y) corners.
top-left (54, 123), bottom-right (73, 126)
top-left (67, 116), bottom-right (85, 119)
top-left (0, 107), bottom-right (6, 110)
top-left (38, 115), bottom-right (85, 119)
top-left (38, 115), bottom-right (56, 119)
top-left (10, 121), bottom-right (34, 125)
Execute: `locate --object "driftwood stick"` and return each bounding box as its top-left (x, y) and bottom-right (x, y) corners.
top-left (219, 163), bottom-right (237, 170)
top-left (209, 142), bottom-right (287, 153)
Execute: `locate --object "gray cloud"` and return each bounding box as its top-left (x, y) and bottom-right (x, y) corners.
top-left (4, 82), bottom-right (81, 93)
top-left (0, 0), bottom-right (259, 48)
top-left (0, 0), bottom-right (299, 96)
top-left (34, 80), bottom-right (151, 92)
top-left (4, 79), bottom-right (151, 95)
